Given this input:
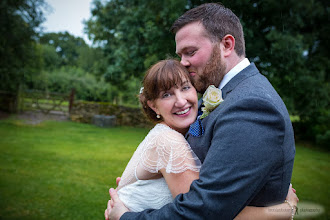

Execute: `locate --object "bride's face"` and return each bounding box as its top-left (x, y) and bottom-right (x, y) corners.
top-left (148, 78), bottom-right (198, 134)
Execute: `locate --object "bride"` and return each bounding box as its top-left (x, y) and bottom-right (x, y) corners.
top-left (105, 59), bottom-right (298, 219)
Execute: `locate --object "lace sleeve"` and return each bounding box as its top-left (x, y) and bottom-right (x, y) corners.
top-left (139, 127), bottom-right (201, 174)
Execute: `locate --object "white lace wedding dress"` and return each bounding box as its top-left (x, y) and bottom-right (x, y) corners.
top-left (117, 123), bottom-right (201, 212)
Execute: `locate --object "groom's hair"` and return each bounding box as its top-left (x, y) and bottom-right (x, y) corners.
top-left (171, 3), bottom-right (245, 57)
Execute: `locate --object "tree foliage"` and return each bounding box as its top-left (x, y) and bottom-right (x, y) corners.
top-left (0, 0), bottom-right (47, 92)
top-left (35, 32), bottom-right (114, 102)
top-left (39, 32), bottom-right (87, 67)
top-left (85, 0), bottom-right (188, 86)
top-left (31, 66), bottom-right (113, 102)
top-left (39, 32), bottom-right (106, 75)
top-left (86, 0), bottom-right (329, 146)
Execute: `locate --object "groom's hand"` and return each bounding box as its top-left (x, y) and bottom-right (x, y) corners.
top-left (108, 188), bottom-right (129, 220)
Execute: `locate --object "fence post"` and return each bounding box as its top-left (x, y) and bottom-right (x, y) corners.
top-left (16, 84), bottom-right (23, 113)
top-left (69, 88), bottom-right (75, 114)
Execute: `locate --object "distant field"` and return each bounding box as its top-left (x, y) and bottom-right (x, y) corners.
top-left (0, 118), bottom-right (328, 219)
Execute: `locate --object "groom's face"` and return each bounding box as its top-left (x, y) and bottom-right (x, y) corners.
top-left (175, 22), bottom-right (227, 94)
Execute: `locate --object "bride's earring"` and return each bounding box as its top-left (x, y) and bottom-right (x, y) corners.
top-left (156, 114), bottom-right (160, 119)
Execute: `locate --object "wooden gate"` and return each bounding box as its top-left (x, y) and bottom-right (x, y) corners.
top-left (21, 89), bottom-right (75, 115)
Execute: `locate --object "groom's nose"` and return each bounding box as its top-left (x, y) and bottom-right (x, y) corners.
top-left (180, 57), bottom-right (190, 67)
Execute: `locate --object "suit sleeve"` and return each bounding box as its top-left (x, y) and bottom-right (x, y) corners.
top-left (121, 97), bottom-right (286, 220)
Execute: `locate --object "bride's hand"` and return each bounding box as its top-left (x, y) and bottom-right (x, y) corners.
top-left (116, 177), bottom-right (121, 187)
top-left (286, 183), bottom-right (299, 208)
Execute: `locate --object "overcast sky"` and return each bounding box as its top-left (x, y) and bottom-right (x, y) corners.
top-left (42, 0), bottom-right (93, 44)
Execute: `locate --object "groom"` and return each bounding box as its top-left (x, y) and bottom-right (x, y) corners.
top-left (108, 3), bottom-right (295, 219)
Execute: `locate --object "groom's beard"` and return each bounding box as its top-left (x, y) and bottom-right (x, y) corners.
top-left (192, 46), bottom-right (227, 94)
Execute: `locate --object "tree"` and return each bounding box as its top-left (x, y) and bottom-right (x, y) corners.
top-left (39, 44), bottom-right (62, 71)
top-left (39, 32), bottom-right (107, 76)
top-left (0, 0), bottom-right (47, 92)
top-left (85, 0), bottom-right (187, 86)
top-left (39, 32), bottom-right (88, 67)
top-left (76, 46), bottom-right (106, 75)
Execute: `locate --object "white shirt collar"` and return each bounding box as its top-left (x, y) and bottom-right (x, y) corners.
top-left (219, 58), bottom-right (250, 89)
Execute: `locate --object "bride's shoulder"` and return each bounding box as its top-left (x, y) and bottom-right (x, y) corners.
top-left (139, 124), bottom-right (201, 174)
top-left (141, 124), bottom-right (188, 153)
top-left (151, 124), bottom-right (187, 143)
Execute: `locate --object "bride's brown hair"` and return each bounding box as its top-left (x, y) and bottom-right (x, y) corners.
top-left (139, 59), bottom-right (191, 122)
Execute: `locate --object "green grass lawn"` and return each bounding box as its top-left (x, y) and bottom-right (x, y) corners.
top-left (0, 118), bottom-right (328, 219)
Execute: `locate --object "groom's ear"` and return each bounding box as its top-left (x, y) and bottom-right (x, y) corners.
top-left (147, 100), bottom-right (159, 115)
top-left (221, 34), bottom-right (235, 57)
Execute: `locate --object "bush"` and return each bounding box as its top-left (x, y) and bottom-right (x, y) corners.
top-left (28, 66), bottom-right (114, 102)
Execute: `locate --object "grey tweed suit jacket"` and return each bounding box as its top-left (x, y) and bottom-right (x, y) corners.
top-left (122, 63), bottom-right (295, 219)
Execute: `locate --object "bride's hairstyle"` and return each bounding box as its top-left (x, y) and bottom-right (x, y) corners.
top-left (139, 59), bottom-right (191, 122)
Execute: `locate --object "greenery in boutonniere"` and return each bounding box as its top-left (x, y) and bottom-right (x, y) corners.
top-left (200, 85), bottom-right (224, 119)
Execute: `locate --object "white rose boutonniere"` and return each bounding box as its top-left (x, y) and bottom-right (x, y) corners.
top-left (200, 85), bottom-right (224, 119)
